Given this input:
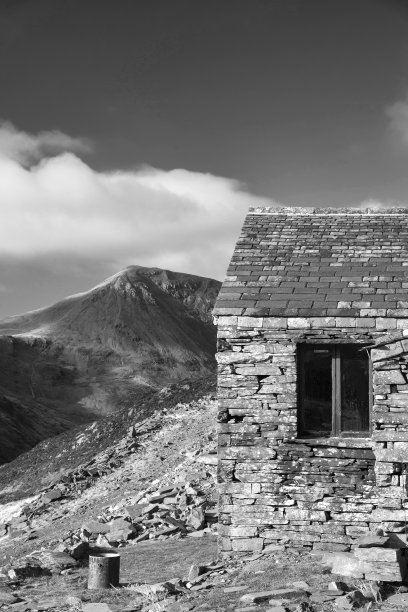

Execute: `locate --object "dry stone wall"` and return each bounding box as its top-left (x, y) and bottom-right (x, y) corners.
top-left (216, 315), bottom-right (408, 555)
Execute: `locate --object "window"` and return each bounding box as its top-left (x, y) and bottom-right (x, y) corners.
top-left (298, 344), bottom-right (370, 437)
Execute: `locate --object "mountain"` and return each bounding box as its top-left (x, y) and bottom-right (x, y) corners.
top-left (0, 266), bottom-right (220, 463)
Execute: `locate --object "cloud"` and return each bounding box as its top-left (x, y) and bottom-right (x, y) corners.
top-left (385, 94), bottom-right (408, 148)
top-left (0, 121), bottom-right (91, 165)
top-left (0, 126), bottom-right (277, 285)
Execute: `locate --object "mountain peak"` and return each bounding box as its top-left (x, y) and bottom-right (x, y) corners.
top-left (0, 266), bottom-right (220, 463)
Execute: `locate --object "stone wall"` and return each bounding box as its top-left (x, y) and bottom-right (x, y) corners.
top-left (216, 315), bottom-right (408, 555)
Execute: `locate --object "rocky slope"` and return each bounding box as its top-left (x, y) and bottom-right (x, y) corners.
top-left (0, 266), bottom-right (220, 463)
top-left (0, 376), bottom-right (400, 612)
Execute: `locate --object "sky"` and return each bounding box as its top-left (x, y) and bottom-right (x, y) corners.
top-left (1, 0), bottom-right (408, 317)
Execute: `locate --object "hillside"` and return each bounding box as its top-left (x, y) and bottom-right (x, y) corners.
top-left (0, 266), bottom-right (220, 463)
top-left (0, 376), bottom-right (396, 612)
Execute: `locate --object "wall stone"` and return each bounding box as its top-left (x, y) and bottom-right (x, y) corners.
top-left (216, 316), bottom-right (408, 555)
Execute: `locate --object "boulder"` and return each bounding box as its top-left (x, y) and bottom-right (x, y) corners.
top-left (42, 490), bottom-right (62, 503)
top-left (70, 541), bottom-right (89, 560)
top-left (187, 507), bottom-right (205, 530)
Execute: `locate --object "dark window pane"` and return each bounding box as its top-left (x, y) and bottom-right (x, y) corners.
top-left (340, 346), bottom-right (369, 433)
top-left (299, 346), bottom-right (332, 436)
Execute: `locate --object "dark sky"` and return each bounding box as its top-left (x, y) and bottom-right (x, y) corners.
top-left (2, 0), bottom-right (408, 200)
top-left (1, 0), bottom-right (408, 317)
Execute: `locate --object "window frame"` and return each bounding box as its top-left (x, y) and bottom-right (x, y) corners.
top-left (297, 342), bottom-right (372, 439)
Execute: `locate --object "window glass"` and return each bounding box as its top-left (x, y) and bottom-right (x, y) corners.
top-left (299, 346), bottom-right (332, 436)
top-left (340, 346), bottom-right (369, 433)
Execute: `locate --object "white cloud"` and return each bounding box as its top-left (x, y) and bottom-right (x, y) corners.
top-left (385, 94), bottom-right (408, 148)
top-left (0, 121), bottom-right (91, 165)
top-left (0, 126), bottom-right (277, 282)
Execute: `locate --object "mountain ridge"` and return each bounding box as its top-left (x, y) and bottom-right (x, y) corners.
top-left (0, 265), bottom-right (220, 463)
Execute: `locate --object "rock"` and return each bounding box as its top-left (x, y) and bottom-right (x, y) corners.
top-left (358, 581), bottom-right (380, 601)
top-left (334, 590), bottom-right (367, 610)
top-left (364, 563), bottom-right (407, 582)
top-left (42, 490), bottom-right (62, 503)
top-left (70, 541), bottom-right (89, 560)
top-left (310, 592), bottom-right (338, 603)
top-left (165, 516), bottom-right (187, 531)
top-left (187, 507), bottom-right (205, 530)
top-left (187, 529), bottom-right (208, 538)
top-left (8, 563), bottom-right (49, 579)
top-left (27, 550), bottom-right (78, 573)
top-left (109, 517), bottom-right (134, 531)
top-left (187, 563), bottom-right (206, 581)
top-left (385, 592), bottom-right (408, 606)
top-left (82, 520), bottom-right (111, 534)
top-left (204, 509), bottom-right (218, 521)
top-left (355, 547), bottom-right (403, 562)
top-left (196, 453), bottom-right (218, 465)
top-left (107, 529), bottom-right (133, 543)
top-left (34, 598), bottom-right (63, 610)
top-left (263, 544), bottom-right (285, 554)
top-left (241, 588), bottom-right (304, 604)
top-left (107, 517), bottom-right (136, 543)
top-left (267, 587), bottom-right (307, 601)
top-left (66, 595), bottom-right (83, 607)
top-left (163, 495), bottom-right (179, 505)
top-left (323, 552), bottom-right (364, 579)
top-left (133, 581), bottom-right (175, 596)
top-left (355, 534), bottom-right (390, 548)
top-left (224, 585), bottom-right (250, 593)
top-left (292, 581), bottom-right (310, 591)
top-left (150, 526), bottom-right (179, 538)
top-left (0, 588), bottom-right (19, 605)
top-left (240, 592), bottom-right (277, 604)
top-left (165, 603), bottom-right (194, 612)
top-left (124, 503), bottom-right (152, 519)
top-left (189, 581), bottom-right (216, 591)
top-left (328, 581), bottom-right (347, 593)
top-left (333, 594), bottom-right (354, 610)
top-left (133, 532), bottom-right (150, 543)
top-left (294, 604), bottom-right (314, 612)
top-left (8, 526), bottom-right (29, 538)
top-left (148, 493), bottom-right (168, 503)
top-left (187, 569), bottom-right (215, 586)
top-left (95, 534), bottom-right (111, 547)
top-left (82, 604), bottom-right (115, 612)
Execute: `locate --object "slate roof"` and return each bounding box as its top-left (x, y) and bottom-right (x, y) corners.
top-left (214, 207), bottom-right (408, 317)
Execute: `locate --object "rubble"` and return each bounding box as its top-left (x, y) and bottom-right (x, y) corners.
top-left (0, 392), bottom-right (219, 571)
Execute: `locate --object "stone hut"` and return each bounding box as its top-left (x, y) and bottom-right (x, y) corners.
top-left (213, 207), bottom-right (408, 556)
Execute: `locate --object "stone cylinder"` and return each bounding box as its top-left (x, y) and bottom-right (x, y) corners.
top-left (88, 552), bottom-right (120, 589)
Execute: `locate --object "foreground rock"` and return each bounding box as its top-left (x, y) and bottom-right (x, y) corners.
top-left (323, 532), bottom-right (408, 582)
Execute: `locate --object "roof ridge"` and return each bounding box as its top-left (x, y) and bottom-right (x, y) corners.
top-left (249, 206), bottom-right (408, 215)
